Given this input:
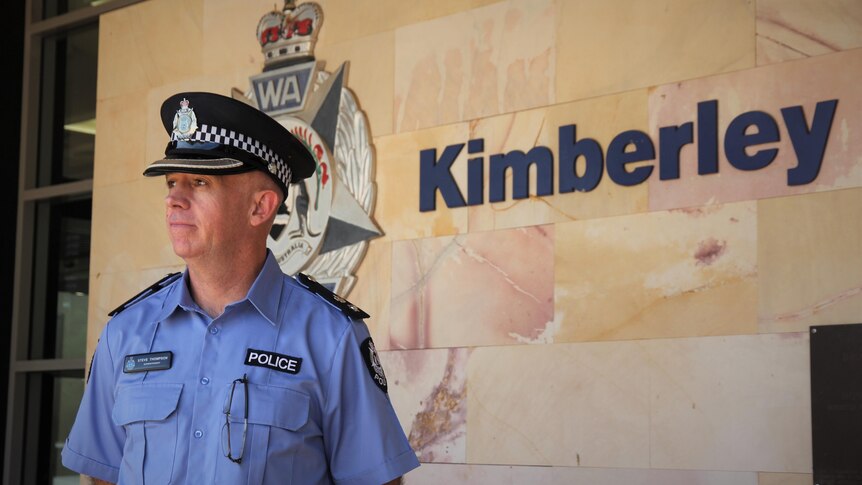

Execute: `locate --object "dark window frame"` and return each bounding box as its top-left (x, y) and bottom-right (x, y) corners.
top-left (3, 1), bottom-right (143, 483)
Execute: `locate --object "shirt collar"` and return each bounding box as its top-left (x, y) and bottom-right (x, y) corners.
top-left (152, 269), bottom-right (195, 322)
top-left (245, 250), bottom-right (285, 326)
top-left (155, 250), bottom-right (284, 325)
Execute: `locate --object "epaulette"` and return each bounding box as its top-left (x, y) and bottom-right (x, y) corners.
top-left (108, 272), bottom-right (182, 317)
top-left (295, 273), bottom-right (370, 320)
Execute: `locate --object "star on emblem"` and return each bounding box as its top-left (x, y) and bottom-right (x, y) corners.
top-left (290, 63), bottom-right (382, 254)
top-left (254, 62), bottom-right (382, 296)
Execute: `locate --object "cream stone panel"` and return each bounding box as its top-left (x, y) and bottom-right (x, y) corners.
top-left (555, 202), bottom-right (757, 343)
top-left (467, 89), bottom-right (649, 232)
top-left (348, 239), bottom-right (392, 350)
top-left (406, 463), bottom-right (759, 485)
top-left (649, 333), bottom-right (811, 472)
top-left (90, 177), bottom-right (181, 281)
top-left (201, 0), bottom-right (272, 88)
top-left (391, 225), bottom-right (554, 349)
top-left (379, 348), bottom-right (470, 463)
top-left (758, 473), bottom-right (812, 485)
top-left (315, 0), bottom-right (503, 50)
top-left (399, 334), bottom-right (810, 471)
top-left (374, 123), bottom-right (469, 241)
top-left (466, 341), bottom-right (651, 468)
top-left (315, 31), bottom-right (395, 137)
top-left (555, 0), bottom-right (755, 103)
top-left (86, 265), bottom-right (184, 361)
top-left (93, 92), bottom-right (149, 188)
top-left (394, 0), bottom-right (555, 133)
top-left (648, 49), bottom-right (862, 211)
top-left (758, 188), bottom-right (862, 333)
top-left (757, 0), bottom-right (862, 65)
top-left (97, 0), bottom-right (204, 101)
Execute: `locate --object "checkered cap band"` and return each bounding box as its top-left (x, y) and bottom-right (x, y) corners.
top-left (172, 123), bottom-right (293, 187)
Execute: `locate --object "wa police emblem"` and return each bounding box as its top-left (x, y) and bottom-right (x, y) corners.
top-left (172, 98), bottom-right (198, 140)
top-left (237, 1), bottom-right (382, 297)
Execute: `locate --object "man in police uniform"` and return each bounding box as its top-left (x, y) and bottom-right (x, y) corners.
top-left (61, 92), bottom-right (419, 484)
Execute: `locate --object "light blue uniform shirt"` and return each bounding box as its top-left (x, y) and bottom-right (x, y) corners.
top-left (62, 252), bottom-right (419, 484)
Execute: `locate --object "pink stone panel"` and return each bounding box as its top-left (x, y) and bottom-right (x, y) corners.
top-left (390, 225), bottom-right (554, 349)
top-left (648, 49), bottom-right (862, 211)
top-left (380, 348), bottom-right (470, 463)
top-left (756, 0), bottom-right (862, 66)
top-left (394, 0), bottom-right (556, 133)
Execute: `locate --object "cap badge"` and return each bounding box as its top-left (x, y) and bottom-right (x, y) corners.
top-left (172, 98), bottom-right (198, 141)
top-left (268, 162), bottom-right (278, 174)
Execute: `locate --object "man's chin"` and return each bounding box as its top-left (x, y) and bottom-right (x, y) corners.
top-left (169, 242), bottom-right (201, 261)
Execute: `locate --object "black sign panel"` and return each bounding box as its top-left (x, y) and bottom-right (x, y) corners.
top-left (811, 323), bottom-right (862, 485)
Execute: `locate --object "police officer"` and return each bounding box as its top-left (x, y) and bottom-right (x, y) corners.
top-left (61, 92), bottom-right (419, 484)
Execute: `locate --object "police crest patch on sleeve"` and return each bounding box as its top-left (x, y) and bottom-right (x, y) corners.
top-left (360, 337), bottom-right (387, 394)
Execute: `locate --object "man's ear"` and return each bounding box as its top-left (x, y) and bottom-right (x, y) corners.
top-left (249, 188), bottom-right (280, 227)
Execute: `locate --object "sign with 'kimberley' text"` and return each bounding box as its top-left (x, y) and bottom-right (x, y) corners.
top-left (418, 99), bottom-right (838, 212)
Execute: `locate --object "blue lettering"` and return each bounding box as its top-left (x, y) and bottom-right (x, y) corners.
top-left (607, 130), bottom-right (655, 186)
top-left (416, 99), bottom-right (837, 210)
top-left (782, 99), bottom-right (838, 186)
top-left (467, 139), bottom-right (485, 206)
top-left (419, 144), bottom-right (466, 212)
top-left (489, 147), bottom-right (554, 202)
top-left (658, 122), bottom-right (694, 180)
top-left (697, 100), bottom-right (719, 175)
top-left (558, 125), bottom-right (603, 193)
top-left (725, 110), bottom-right (780, 171)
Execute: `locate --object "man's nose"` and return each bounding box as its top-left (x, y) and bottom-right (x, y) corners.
top-left (165, 186), bottom-right (190, 209)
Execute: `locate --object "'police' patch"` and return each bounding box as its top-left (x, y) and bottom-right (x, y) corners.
top-left (123, 351), bottom-right (173, 373)
top-left (360, 338), bottom-right (387, 394)
top-left (245, 349), bottom-right (302, 375)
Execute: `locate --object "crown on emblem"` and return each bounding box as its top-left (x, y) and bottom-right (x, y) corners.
top-left (257, 1), bottom-right (323, 68)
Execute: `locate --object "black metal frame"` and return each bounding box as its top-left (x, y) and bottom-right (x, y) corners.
top-left (2, 1), bottom-right (143, 483)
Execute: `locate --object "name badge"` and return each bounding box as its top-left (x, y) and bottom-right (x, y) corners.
top-left (245, 348), bottom-right (302, 375)
top-left (123, 351), bottom-right (173, 373)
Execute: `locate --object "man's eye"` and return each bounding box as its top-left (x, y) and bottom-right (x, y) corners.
top-left (194, 179), bottom-right (207, 186)
top-left (166, 180), bottom-right (176, 188)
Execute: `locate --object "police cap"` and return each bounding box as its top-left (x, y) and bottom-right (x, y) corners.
top-left (143, 92), bottom-right (315, 195)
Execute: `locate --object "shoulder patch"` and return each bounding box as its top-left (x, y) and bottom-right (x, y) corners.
top-left (295, 273), bottom-right (370, 320)
top-left (360, 337), bottom-right (388, 394)
top-left (108, 272), bottom-right (182, 317)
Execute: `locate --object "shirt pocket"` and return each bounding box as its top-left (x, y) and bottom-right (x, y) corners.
top-left (112, 382), bottom-right (183, 485)
top-left (217, 384), bottom-right (312, 485)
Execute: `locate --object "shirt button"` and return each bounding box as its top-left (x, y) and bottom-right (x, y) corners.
top-left (194, 429), bottom-right (203, 439)
top-left (200, 377), bottom-right (210, 385)
top-left (209, 327), bottom-right (219, 335)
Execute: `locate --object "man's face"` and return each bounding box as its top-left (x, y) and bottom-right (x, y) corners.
top-left (164, 172), bottom-right (253, 261)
